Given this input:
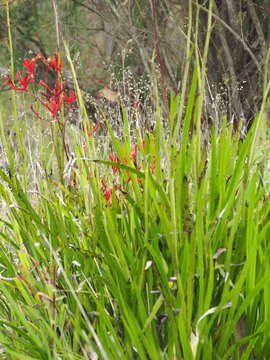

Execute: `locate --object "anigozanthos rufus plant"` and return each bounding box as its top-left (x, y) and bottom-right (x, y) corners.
top-left (2, 53), bottom-right (77, 119)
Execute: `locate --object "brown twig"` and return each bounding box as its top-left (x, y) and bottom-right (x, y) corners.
top-left (16, 26), bottom-right (48, 58)
top-left (69, 0), bottom-right (103, 18)
top-left (192, 1), bottom-right (261, 72)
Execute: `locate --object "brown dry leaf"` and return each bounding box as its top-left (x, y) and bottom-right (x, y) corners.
top-left (235, 315), bottom-right (248, 355)
top-left (94, 87), bottom-right (119, 103)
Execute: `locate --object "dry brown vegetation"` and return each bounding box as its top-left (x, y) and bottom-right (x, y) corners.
top-left (0, 1), bottom-right (269, 129)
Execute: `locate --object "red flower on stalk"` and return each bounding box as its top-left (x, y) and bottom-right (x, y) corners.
top-left (52, 79), bottom-right (63, 97)
top-left (109, 152), bottom-right (121, 174)
top-left (123, 156), bottom-right (142, 183)
top-left (44, 96), bottom-right (64, 115)
top-left (23, 58), bottom-right (36, 78)
top-left (86, 122), bottom-right (100, 136)
top-left (3, 72), bottom-right (30, 91)
top-left (2, 52), bottom-right (77, 119)
top-left (16, 72), bottom-right (31, 89)
top-left (104, 188), bottom-right (113, 201)
top-left (101, 177), bottom-right (113, 205)
top-left (39, 79), bottom-right (63, 98)
top-left (48, 53), bottom-right (63, 72)
top-left (63, 90), bottom-right (77, 104)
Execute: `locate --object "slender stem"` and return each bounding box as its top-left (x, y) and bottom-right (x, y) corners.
top-left (51, 0), bottom-right (60, 53)
top-left (51, 0), bottom-right (69, 164)
top-left (149, 0), bottom-right (168, 109)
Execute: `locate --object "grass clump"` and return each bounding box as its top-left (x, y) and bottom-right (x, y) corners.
top-left (0, 56), bottom-right (270, 359)
top-left (1, 3), bottom-right (270, 359)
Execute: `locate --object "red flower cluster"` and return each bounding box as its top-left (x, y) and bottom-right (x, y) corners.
top-left (109, 152), bottom-right (121, 174)
top-left (109, 144), bottom-right (143, 183)
top-left (101, 143), bottom-right (156, 204)
top-left (101, 177), bottom-right (113, 204)
top-left (2, 53), bottom-right (77, 117)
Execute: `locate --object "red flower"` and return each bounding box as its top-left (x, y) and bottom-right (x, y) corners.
top-left (2, 53), bottom-right (77, 119)
top-left (48, 53), bottom-right (63, 72)
top-left (109, 153), bottom-right (121, 174)
top-left (133, 101), bottom-right (140, 111)
top-left (93, 122), bottom-right (100, 133)
top-left (124, 156), bottom-right (142, 183)
top-left (3, 72), bottom-right (30, 91)
top-left (85, 122), bottom-right (100, 136)
top-left (101, 177), bottom-right (107, 190)
top-left (64, 90), bottom-right (77, 104)
top-left (104, 188), bottom-right (113, 201)
top-left (39, 79), bottom-right (63, 98)
top-left (23, 58), bottom-right (36, 78)
top-left (31, 54), bottom-right (43, 63)
top-left (53, 79), bottom-right (63, 97)
top-left (44, 96), bottom-right (63, 114)
top-left (130, 144), bottom-right (138, 166)
top-left (16, 72), bottom-right (30, 89)
top-left (101, 177), bottom-right (113, 204)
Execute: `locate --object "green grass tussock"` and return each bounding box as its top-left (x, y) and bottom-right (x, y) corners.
top-left (0, 57), bottom-right (270, 359)
top-left (1, 2), bottom-right (270, 357)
